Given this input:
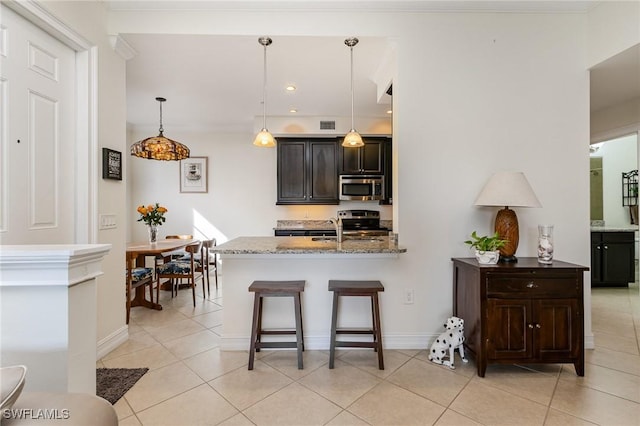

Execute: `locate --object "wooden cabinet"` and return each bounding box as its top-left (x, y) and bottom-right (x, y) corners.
top-left (591, 231), bottom-right (635, 287)
top-left (452, 257), bottom-right (587, 377)
top-left (277, 139), bottom-right (339, 205)
top-left (339, 137), bottom-right (388, 175)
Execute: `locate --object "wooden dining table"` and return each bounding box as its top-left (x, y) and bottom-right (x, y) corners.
top-left (126, 239), bottom-right (197, 311)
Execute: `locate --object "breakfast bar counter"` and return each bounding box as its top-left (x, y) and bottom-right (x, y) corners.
top-left (211, 236), bottom-right (410, 351)
top-left (212, 236), bottom-right (406, 256)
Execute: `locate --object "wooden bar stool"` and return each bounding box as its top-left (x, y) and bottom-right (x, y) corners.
top-left (248, 280), bottom-right (305, 370)
top-left (328, 280), bottom-right (385, 370)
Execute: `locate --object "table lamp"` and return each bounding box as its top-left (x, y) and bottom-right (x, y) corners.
top-left (474, 171), bottom-right (541, 262)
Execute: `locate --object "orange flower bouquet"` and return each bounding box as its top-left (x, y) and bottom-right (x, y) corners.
top-left (136, 203), bottom-right (167, 226)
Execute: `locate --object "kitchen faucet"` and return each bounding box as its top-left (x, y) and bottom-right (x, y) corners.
top-left (329, 217), bottom-right (343, 243)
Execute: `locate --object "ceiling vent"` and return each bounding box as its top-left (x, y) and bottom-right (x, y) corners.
top-left (320, 120), bottom-right (336, 130)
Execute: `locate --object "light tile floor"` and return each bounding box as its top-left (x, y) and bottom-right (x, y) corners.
top-left (101, 280), bottom-right (640, 425)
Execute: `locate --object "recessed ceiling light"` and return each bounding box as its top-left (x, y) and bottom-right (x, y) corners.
top-left (386, 110), bottom-right (393, 114)
top-left (289, 108), bottom-right (298, 113)
top-left (286, 85), bottom-right (296, 92)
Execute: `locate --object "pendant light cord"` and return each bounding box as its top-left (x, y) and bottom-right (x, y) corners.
top-left (262, 42), bottom-right (267, 129)
top-left (350, 44), bottom-right (355, 130)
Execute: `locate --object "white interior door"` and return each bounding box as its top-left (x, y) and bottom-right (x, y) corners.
top-left (1, 5), bottom-right (76, 244)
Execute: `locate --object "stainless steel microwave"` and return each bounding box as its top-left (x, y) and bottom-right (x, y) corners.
top-left (339, 175), bottom-right (385, 201)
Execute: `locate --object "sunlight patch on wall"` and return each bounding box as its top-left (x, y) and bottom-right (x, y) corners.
top-left (192, 209), bottom-right (227, 245)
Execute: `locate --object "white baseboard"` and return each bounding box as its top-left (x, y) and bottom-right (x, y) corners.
top-left (584, 332), bottom-right (595, 349)
top-left (97, 325), bottom-right (129, 360)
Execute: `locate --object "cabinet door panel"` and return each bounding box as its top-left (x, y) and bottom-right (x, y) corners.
top-left (602, 242), bottom-right (634, 284)
top-left (486, 299), bottom-right (531, 359)
top-left (360, 141), bottom-right (384, 174)
top-left (535, 299), bottom-right (580, 359)
top-left (277, 142), bottom-right (307, 203)
top-left (308, 141), bottom-right (338, 202)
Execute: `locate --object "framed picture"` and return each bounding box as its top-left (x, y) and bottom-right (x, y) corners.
top-left (102, 148), bottom-right (122, 180)
top-left (180, 157), bottom-right (208, 193)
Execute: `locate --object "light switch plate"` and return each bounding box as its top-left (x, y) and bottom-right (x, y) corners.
top-left (99, 214), bottom-right (117, 230)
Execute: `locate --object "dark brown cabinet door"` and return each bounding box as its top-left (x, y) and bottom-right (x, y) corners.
top-left (534, 298), bottom-right (580, 360)
top-left (277, 141), bottom-right (307, 203)
top-left (591, 232), bottom-right (634, 286)
top-left (486, 299), bottom-right (531, 360)
top-left (277, 139), bottom-right (338, 205)
top-left (339, 139), bottom-right (385, 175)
top-left (308, 140), bottom-right (338, 203)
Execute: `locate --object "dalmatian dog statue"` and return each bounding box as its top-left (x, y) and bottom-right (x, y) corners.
top-left (428, 316), bottom-right (468, 369)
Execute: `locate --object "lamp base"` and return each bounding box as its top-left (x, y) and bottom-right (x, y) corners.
top-left (495, 207), bottom-right (519, 260)
top-left (499, 255), bottom-right (518, 263)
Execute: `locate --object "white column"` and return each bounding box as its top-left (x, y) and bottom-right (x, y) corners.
top-left (0, 244), bottom-right (111, 394)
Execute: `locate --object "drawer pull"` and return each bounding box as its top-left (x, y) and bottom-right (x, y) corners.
top-left (526, 282), bottom-right (537, 289)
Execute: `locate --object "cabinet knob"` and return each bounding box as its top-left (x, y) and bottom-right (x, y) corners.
top-left (604, 245), bottom-right (608, 250)
top-left (528, 324), bottom-right (534, 329)
top-left (526, 282), bottom-right (536, 288)
top-left (536, 324), bottom-right (541, 329)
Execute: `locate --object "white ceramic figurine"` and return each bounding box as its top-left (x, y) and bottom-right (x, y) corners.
top-left (428, 316), bottom-right (468, 369)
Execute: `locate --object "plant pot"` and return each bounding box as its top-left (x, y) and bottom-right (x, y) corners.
top-left (475, 250), bottom-right (499, 264)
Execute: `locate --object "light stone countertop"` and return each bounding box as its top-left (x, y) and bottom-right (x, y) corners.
top-left (211, 236), bottom-right (406, 255)
top-left (590, 226), bottom-right (638, 232)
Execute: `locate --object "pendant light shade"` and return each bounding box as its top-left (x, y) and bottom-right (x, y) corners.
top-left (253, 37), bottom-right (276, 147)
top-left (131, 97), bottom-right (190, 161)
top-left (342, 37), bottom-right (364, 148)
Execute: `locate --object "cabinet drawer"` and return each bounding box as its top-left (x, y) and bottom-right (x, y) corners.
top-left (487, 276), bottom-right (578, 298)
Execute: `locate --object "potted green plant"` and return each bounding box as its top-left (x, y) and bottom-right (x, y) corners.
top-left (464, 231), bottom-right (507, 264)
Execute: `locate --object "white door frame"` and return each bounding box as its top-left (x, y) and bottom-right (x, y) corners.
top-left (4, 0), bottom-right (98, 243)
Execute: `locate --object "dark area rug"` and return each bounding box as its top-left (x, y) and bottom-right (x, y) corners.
top-left (96, 367), bottom-right (148, 405)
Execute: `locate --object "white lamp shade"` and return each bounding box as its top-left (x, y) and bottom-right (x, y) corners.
top-left (253, 129), bottom-right (276, 147)
top-left (474, 171), bottom-right (542, 208)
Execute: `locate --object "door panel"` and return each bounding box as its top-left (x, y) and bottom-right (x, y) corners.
top-left (535, 299), bottom-right (580, 359)
top-left (486, 299), bottom-right (530, 359)
top-left (1, 5), bottom-right (75, 243)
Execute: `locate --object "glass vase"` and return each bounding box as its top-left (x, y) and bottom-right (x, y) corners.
top-left (148, 224), bottom-right (158, 244)
top-left (537, 225), bottom-right (554, 264)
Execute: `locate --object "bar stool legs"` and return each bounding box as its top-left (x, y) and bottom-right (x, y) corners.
top-left (328, 280), bottom-right (385, 370)
top-left (248, 280), bottom-right (305, 370)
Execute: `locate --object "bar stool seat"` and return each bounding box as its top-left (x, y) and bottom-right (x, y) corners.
top-left (328, 280), bottom-right (385, 370)
top-left (248, 280), bottom-right (305, 370)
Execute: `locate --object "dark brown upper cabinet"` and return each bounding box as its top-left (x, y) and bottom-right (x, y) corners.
top-left (339, 137), bottom-right (389, 175)
top-left (277, 138), bottom-right (339, 205)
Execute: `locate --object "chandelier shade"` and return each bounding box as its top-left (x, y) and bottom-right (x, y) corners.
top-left (253, 37), bottom-right (276, 147)
top-left (342, 37), bottom-right (364, 148)
top-left (130, 97), bottom-right (190, 161)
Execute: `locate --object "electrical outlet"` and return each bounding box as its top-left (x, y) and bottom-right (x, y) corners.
top-left (403, 289), bottom-right (414, 304)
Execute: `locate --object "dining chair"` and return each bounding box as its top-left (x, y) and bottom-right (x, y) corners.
top-left (156, 241), bottom-right (203, 307)
top-left (180, 238), bottom-right (217, 298)
top-left (126, 260), bottom-right (154, 324)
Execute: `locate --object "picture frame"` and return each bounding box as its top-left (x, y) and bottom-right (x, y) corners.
top-left (180, 156), bottom-right (208, 193)
top-left (102, 148), bottom-right (122, 180)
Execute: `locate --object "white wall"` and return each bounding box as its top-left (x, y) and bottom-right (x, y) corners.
top-left (116, 8), bottom-right (592, 342)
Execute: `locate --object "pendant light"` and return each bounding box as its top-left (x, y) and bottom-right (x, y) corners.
top-left (253, 37), bottom-right (276, 147)
top-left (343, 37), bottom-right (364, 148)
top-left (130, 97), bottom-right (190, 161)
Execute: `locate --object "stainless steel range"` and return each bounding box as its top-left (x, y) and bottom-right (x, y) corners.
top-left (337, 210), bottom-right (389, 237)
